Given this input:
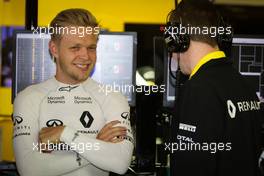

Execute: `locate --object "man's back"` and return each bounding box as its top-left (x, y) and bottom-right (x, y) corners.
top-left (173, 58), bottom-right (262, 176)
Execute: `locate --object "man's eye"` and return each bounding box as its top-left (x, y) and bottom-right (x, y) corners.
top-left (88, 47), bottom-right (96, 51)
top-left (71, 46), bottom-right (80, 50)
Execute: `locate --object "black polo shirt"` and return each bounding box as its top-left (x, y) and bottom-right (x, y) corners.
top-left (171, 52), bottom-right (262, 176)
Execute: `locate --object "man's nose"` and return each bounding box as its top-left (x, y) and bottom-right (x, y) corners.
top-left (79, 47), bottom-right (89, 59)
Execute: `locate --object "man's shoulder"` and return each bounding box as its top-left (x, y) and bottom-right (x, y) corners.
top-left (15, 78), bottom-right (56, 102)
top-left (187, 58), bottom-right (259, 101)
top-left (83, 78), bottom-right (128, 104)
top-left (189, 59), bottom-right (238, 87)
top-left (84, 78), bottom-right (103, 91)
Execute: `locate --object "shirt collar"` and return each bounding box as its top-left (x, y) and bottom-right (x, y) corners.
top-left (189, 51), bottom-right (226, 79)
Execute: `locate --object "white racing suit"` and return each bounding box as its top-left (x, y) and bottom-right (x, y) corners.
top-left (13, 77), bottom-right (134, 176)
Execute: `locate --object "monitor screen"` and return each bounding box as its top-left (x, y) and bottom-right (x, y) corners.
top-left (153, 36), bottom-right (178, 108)
top-left (162, 35), bottom-right (264, 107)
top-left (12, 31), bottom-right (137, 106)
top-left (152, 36), bottom-right (177, 108)
top-left (163, 53), bottom-right (178, 108)
top-left (231, 35), bottom-right (264, 101)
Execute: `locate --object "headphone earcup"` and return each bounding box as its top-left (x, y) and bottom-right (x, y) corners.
top-left (179, 33), bottom-right (190, 52)
top-left (164, 22), bottom-right (190, 53)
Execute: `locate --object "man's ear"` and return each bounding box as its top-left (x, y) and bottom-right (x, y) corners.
top-left (49, 40), bottom-right (59, 59)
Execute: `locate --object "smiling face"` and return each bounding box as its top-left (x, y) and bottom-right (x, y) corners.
top-left (49, 29), bottom-right (98, 84)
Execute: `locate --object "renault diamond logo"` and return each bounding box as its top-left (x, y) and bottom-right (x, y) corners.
top-left (59, 85), bottom-right (79, 92)
top-left (80, 111), bottom-right (94, 128)
top-left (13, 116), bottom-right (23, 126)
top-left (227, 100), bottom-right (236, 119)
top-left (46, 119), bottom-right (63, 127)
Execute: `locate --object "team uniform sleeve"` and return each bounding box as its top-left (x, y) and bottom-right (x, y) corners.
top-left (13, 92), bottom-right (90, 176)
top-left (171, 84), bottom-right (224, 176)
top-left (60, 92), bottom-right (134, 175)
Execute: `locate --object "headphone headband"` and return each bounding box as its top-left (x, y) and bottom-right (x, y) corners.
top-left (164, 6), bottom-right (233, 53)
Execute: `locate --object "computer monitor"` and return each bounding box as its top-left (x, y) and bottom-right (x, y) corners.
top-left (153, 36), bottom-right (165, 86)
top-left (230, 35), bottom-right (264, 101)
top-left (12, 31), bottom-right (137, 106)
top-left (153, 36), bottom-right (177, 107)
top-left (162, 35), bottom-right (264, 107)
top-left (163, 52), bottom-right (177, 108)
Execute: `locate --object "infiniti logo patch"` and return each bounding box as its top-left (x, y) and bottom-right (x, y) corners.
top-left (46, 119), bottom-right (63, 127)
top-left (121, 112), bottom-right (130, 120)
top-left (13, 116), bottom-right (23, 126)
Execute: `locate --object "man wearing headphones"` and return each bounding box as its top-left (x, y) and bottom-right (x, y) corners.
top-left (165, 1), bottom-right (263, 175)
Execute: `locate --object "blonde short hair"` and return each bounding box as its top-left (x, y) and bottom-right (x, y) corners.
top-left (50, 8), bottom-right (98, 41)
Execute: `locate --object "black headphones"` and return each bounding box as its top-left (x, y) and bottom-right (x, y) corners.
top-left (164, 21), bottom-right (190, 53)
top-left (164, 10), bottom-right (233, 53)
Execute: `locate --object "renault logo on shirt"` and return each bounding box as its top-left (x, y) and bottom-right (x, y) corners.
top-left (59, 85), bottom-right (79, 92)
top-left (80, 111), bottom-right (94, 128)
top-left (46, 119), bottom-right (63, 127)
top-left (227, 100), bottom-right (236, 118)
top-left (13, 116), bottom-right (23, 126)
